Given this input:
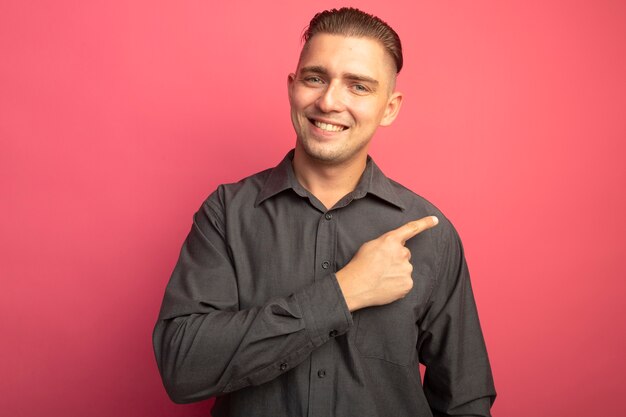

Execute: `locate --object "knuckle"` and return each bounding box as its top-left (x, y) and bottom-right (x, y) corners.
top-left (408, 221), bottom-right (421, 231)
top-left (381, 234), bottom-right (394, 244)
top-left (361, 240), bottom-right (377, 253)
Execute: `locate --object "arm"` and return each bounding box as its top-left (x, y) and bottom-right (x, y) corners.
top-left (417, 224), bottom-right (497, 416)
top-left (152, 197), bottom-right (352, 403)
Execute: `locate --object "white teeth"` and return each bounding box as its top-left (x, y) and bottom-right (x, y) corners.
top-left (314, 121), bottom-right (345, 132)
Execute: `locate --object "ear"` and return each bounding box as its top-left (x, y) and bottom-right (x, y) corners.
top-left (379, 91), bottom-right (403, 127)
top-left (287, 73), bottom-right (296, 103)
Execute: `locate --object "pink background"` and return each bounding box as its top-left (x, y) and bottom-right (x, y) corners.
top-left (2, 1), bottom-right (625, 416)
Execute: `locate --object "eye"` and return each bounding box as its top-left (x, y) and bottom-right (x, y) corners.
top-left (352, 84), bottom-right (370, 94)
top-left (303, 76), bottom-right (324, 85)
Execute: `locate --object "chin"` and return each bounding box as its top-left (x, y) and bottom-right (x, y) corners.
top-left (299, 140), bottom-right (364, 166)
top-left (304, 150), bottom-right (342, 164)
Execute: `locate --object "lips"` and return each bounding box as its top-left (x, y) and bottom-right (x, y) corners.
top-left (308, 118), bottom-right (348, 132)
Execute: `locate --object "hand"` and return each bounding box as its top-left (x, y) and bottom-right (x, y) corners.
top-left (336, 216), bottom-right (439, 312)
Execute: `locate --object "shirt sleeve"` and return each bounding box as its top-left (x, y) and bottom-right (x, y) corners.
top-left (417, 222), bottom-right (497, 416)
top-left (152, 195), bottom-right (353, 404)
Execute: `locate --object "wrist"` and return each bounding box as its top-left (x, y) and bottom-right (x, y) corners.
top-left (335, 269), bottom-right (363, 312)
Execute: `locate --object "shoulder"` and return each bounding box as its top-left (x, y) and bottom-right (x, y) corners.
top-left (388, 178), bottom-right (441, 216)
top-left (194, 167), bottom-right (274, 237)
top-left (204, 167), bottom-right (273, 210)
top-left (385, 177), bottom-right (462, 251)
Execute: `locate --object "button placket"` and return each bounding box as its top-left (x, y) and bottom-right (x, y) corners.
top-left (308, 211), bottom-right (338, 417)
top-left (314, 211), bottom-right (336, 279)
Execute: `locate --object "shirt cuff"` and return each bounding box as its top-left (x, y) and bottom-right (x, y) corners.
top-left (296, 273), bottom-right (353, 347)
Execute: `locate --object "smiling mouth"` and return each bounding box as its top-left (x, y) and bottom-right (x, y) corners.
top-left (308, 118), bottom-right (348, 132)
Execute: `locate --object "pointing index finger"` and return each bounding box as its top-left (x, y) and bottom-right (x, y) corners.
top-left (391, 216), bottom-right (439, 244)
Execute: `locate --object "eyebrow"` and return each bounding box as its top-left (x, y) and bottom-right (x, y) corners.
top-left (299, 66), bottom-right (380, 86)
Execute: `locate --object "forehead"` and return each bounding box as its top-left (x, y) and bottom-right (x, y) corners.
top-left (298, 34), bottom-right (395, 80)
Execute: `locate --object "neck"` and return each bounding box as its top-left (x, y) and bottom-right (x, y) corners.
top-left (292, 147), bottom-right (367, 210)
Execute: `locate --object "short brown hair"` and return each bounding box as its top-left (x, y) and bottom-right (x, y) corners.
top-left (302, 7), bottom-right (403, 74)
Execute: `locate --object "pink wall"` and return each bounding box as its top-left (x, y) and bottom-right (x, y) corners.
top-left (2, 1), bottom-right (625, 416)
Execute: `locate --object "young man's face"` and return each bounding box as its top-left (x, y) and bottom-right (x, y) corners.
top-left (288, 34), bottom-right (403, 166)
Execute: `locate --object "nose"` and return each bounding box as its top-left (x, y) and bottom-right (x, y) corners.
top-left (316, 82), bottom-right (345, 113)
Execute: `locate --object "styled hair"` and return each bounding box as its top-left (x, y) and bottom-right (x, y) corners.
top-left (302, 7), bottom-right (403, 74)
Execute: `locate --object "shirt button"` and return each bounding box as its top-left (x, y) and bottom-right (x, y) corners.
top-left (321, 261), bottom-right (330, 269)
top-left (325, 213), bottom-right (333, 220)
top-left (317, 369), bottom-right (327, 378)
top-left (279, 362), bottom-right (288, 371)
top-left (329, 330), bottom-right (338, 338)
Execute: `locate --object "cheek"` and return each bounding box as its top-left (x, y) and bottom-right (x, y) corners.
top-left (290, 86), bottom-right (318, 110)
top-left (350, 100), bottom-right (385, 125)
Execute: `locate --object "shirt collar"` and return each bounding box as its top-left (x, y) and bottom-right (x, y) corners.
top-left (255, 150), bottom-right (406, 211)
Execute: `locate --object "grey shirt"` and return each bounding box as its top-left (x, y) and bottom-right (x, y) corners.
top-left (153, 150), bottom-right (496, 417)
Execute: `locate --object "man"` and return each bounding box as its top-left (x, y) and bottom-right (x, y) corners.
top-left (154, 7), bottom-right (496, 417)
